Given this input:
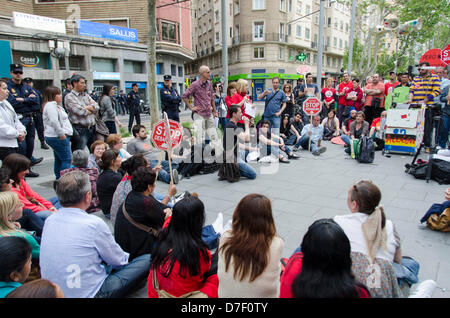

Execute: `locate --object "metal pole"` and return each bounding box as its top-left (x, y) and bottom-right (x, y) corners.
top-left (148, 0), bottom-right (159, 126)
top-left (221, 0), bottom-right (228, 92)
top-left (347, 0), bottom-right (357, 77)
top-left (64, 52), bottom-right (71, 80)
top-left (317, 0), bottom-right (325, 91)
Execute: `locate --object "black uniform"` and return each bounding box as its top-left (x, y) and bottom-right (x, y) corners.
top-left (127, 90), bottom-right (141, 132)
top-left (7, 80), bottom-right (40, 161)
top-left (117, 93), bottom-right (127, 115)
top-left (160, 84), bottom-right (182, 122)
top-left (29, 86), bottom-right (45, 144)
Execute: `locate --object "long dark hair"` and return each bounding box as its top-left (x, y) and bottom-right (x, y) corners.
top-left (151, 196), bottom-right (209, 278)
top-left (121, 154), bottom-right (148, 176)
top-left (99, 83), bottom-right (114, 106)
top-left (292, 219), bottom-right (369, 298)
top-left (0, 236), bottom-right (31, 282)
top-left (1, 153), bottom-right (30, 186)
top-left (219, 194), bottom-right (276, 282)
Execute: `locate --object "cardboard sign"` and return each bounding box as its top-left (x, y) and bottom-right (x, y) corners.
top-left (302, 97), bottom-right (322, 116)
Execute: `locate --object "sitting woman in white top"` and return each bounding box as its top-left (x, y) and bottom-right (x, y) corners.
top-left (42, 86), bottom-right (73, 180)
top-left (217, 194), bottom-right (284, 298)
top-left (333, 180), bottom-right (419, 298)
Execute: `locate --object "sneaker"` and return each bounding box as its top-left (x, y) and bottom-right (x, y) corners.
top-left (313, 147), bottom-right (327, 156)
top-left (26, 170), bottom-right (39, 178)
top-left (41, 141), bottom-right (50, 150)
top-left (174, 191), bottom-right (190, 203)
top-left (409, 280), bottom-right (437, 298)
top-left (172, 169), bottom-right (179, 184)
top-left (212, 212), bottom-right (224, 234)
top-left (288, 153), bottom-right (300, 159)
top-left (292, 146), bottom-right (300, 152)
top-left (30, 157), bottom-right (43, 167)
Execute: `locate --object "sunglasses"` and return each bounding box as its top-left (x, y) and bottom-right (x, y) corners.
top-left (13, 71), bottom-right (23, 75)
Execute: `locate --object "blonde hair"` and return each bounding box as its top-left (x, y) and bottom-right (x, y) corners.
top-left (235, 79), bottom-right (248, 93)
top-left (0, 192), bottom-right (20, 235)
top-left (326, 78), bottom-right (333, 86)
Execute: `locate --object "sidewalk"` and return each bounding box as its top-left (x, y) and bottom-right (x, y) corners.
top-left (27, 111), bottom-right (450, 298)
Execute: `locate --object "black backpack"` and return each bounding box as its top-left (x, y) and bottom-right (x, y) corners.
top-left (357, 136), bottom-right (375, 163)
top-left (406, 159), bottom-right (450, 185)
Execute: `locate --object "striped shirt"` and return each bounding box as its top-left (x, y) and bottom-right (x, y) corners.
top-left (64, 90), bottom-right (99, 127)
top-left (409, 74), bottom-right (441, 105)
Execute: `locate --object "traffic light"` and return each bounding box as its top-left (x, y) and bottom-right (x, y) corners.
top-left (185, 77), bottom-right (190, 88)
top-left (296, 51), bottom-right (306, 62)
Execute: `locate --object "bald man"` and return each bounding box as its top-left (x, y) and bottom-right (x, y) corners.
top-left (182, 65), bottom-right (222, 157)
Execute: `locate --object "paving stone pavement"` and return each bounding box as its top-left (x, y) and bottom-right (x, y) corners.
top-left (24, 113), bottom-right (450, 298)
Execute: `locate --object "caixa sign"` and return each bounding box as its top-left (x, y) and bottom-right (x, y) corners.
top-left (20, 56), bottom-right (40, 68)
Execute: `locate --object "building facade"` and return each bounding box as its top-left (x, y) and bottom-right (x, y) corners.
top-left (186, 0), bottom-right (351, 99)
top-left (0, 0), bottom-right (194, 107)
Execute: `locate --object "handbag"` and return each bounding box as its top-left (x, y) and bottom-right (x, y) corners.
top-left (95, 115), bottom-right (110, 136)
top-left (151, 269), bottom-right (208, 298)
top-left (218, 144), bottom-right (240, 183)
top-left (121, 203), bottom-right (159, 237)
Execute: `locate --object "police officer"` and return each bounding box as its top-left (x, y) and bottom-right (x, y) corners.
top-left (160, 75), bottom-right (182, 122)
top-left (117, 89), bottom-right (127, 115)
top-left (23, 77), bottom-right (49, 150)
top-left (126, 83), bottom-right (141, 133)
top-left (7, 64), bottom-right (43, 177)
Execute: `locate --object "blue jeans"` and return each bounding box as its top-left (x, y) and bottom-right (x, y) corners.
top-left (105, 121), bottom-right (117, 134)
top-left (35, 210), bottom-right (53, 221)
top-left (265, 115), bottom-right (281, 134)
top-left (73, 125), bottom-right (95, 152)
top-left (295, 134), bottom-right (318, 153)
top-left (438, 114), bottom-right (450, 148)
top-left (153, 192), bottom-right (174, 208)
top-left (237, 157), bottom-right (257, 180)
top-left (95, 254), bottom-right (151, 298)
top-left (219, 117), bottom-right (229, 131)
top-left (45, 136), bottom-right (72, 180)
top-left (49, 196), bottom-right (61, 209)
top-left (16, 209), bottom-right (44, 237)
top-left (284, 134), bottom-right (297, 145)
top-left (18, 116), bottom-right (35, 160)
top-left (393, 257), bottom-right (420, 286)
top-left (150, 160), bottom-right (178, 184)
top-left (341, 134), bottom-right (351, 145)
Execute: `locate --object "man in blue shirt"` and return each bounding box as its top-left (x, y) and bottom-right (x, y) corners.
top-left (7, 64), bottom-right (43, 177)
top-left (293, 115), bottom-right (327, 156)
top-left (40, 171), bottom-right (150, 298)
top-left (259, 77), bottom-right (287, 132)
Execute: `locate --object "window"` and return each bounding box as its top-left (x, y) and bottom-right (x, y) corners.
top-left (234, 0), bottom-right (240, 14)
top-left (234, 48), bottom-right (240, 61)
top-left (305, 27), bottom-right (310, 39)
top-left (334, 18), bottom-right (338, 28)
top-left (124, 60), bottom-right (144, 74)
top-left (326, 36), bottom-right (330, 46)
top-left (289, 48), bottom-right (294, 60)
top-left (332, 57), bottom-right (336, 67)
top-left (314, 14), bottom-right (319, 24)
top-left (230, 3), bottom-right (233, 16)
top-left (253, 0), bottom-right (265, 10)
top-left (340, 20), bottom-right (343, 30)
top-left (345, 40), bottom-right (348, 48)
top-left (230, 27), bottom-right (233, 38)
top-left (280, 0), bottom-right (286, 11)
top-left (287, 24), bottom-right (291, 36)
top-left (296, 25), bottom-right (302, 37)
top-left (339, 38), bottom-right (343, 49)
top-left (92, 57), bottom-right (115, 72)
top-left (333, 37), bottom-right (337, 47)
top-left (178, 66), bottom-right (183, 77)
top-left (288, 0), bottom-right (292, 12)
top-left (279, 47), bottom-right (285, 59)
top-left (279, 23), bottom-right (285, 41)
top-left (313, 53), bottom-right (317, 64)
top-left (58, 56), bottom-right (84, 71)
top-left (327, 56), bottom-right (331, 66)
top-left (345, 23), bottom-right (349, 32)
top-left (156, 63), bottom-right (164, 75)
top-left (160, 20), bottom-right (178, 43)
top-left (327, 17), bottom-right (331, 27)
top-left (314, 34), bottom-right (318, 44)
top-left (215, 10), bottom-right (219, 22)
top-left (171, 64), bottom-right (177, 76)
top-left (306, 4), bottom-right (311, 14)
top-left (254, 47), bottom-right (265, 59)
top-left (297, 0), bottom-right (302, 14)
top-left (306, 52), bottom-right (310, 63)
top-left (216, 32), bottom-right (220, 43)
top-left (253, 21), bottom-right (264, 41)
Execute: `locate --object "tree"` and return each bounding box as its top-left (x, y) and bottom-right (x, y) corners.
top-left (148, 0), bottom-right (159, 127)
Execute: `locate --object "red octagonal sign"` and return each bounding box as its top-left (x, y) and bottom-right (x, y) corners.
top-left (151, 119), bottom-right (183, 151)
top-left (302, 97), bottom-right (322, 116)
top-left (442, 44), bottom-right (450, 66)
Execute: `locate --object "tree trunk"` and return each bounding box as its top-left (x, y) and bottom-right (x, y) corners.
top-left (148, 0), bottom-right (159, 127)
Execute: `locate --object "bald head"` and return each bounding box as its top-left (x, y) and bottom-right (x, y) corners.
top-left (199, 65), bottom-right (211, 82)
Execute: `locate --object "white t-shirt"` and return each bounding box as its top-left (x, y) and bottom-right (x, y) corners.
top-left (334, 212), bottom-right (400, 262)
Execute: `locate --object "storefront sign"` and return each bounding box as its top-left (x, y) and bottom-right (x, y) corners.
top-left (93, 72), bottom-right (121, 80)
top-left (20, 56), bottom-right (40, 68)
top-left (78, 20), bottom-right (138, 43)
top-left (13, 12), bottom-right (66, 34)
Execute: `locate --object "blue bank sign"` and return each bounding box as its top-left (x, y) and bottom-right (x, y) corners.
top-left (77, 20), bottom-right (138, 43)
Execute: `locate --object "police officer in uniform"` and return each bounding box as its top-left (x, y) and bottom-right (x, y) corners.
top-left (126, 83), bottom-right (141, 133)
top-left (160, 75), bottom-right (182, 122)
top-left (7, 64), bottom-right (43, 177)
top-left (23, 77), bottom-right (49, 150)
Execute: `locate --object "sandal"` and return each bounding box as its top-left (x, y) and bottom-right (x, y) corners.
top-left (288, 153), bottom-right (300, 159)
top-left (279, 157), bottom-right (290, 163)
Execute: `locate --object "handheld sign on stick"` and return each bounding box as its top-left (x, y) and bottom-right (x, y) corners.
top-left (302, 97), bottom-right (322, 152)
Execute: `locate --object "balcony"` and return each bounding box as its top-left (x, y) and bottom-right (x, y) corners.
top-left (311, 42), bottom-right (317, 49)
top-left (230, 33), bottom-right (289, 46)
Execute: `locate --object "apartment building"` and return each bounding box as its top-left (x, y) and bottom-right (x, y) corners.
top-left (186, 0), bottom-right (351, 99)
top-left (0, 0), bottom-right (194, 105)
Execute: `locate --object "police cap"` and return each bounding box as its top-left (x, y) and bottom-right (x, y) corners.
top-left (163, 75), bottom-right (172, 81)
top-left (10, 64), bottom-right (23, 73)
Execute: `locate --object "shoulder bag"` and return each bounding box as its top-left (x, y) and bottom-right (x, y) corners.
top-left (121, 203), bottom-right (159, 237)
top-left (151, 269), bottom-right (208, 298)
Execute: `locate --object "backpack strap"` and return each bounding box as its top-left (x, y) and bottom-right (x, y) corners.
top-left (121, 203), bottom-right (159, 237)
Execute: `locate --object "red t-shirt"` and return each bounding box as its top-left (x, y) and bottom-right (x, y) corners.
top-left (338, 81), bottom-right (353, 105)
top-left (384, 81), bottom-right (400, 96)
top-left (230, 92), bottom-right (251, 124)
top-left (322, 87), bottom-right (336, 103)
top-left (224, 95), bottom-right (233, 118)
top-left (344, 87), bottom-right (363, 110)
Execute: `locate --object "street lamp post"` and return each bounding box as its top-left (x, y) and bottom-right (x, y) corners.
top-left (317, 0), bottom-right (325, 91)
top-left (347, 0), bottom-right (357, 77)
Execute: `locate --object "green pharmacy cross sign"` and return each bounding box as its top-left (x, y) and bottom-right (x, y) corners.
top-left (296, 52), bottom-right (306, 62)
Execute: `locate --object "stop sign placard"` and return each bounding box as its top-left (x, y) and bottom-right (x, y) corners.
top-left (441, 44), bottom-right (450, 66)
top-left (296, 65), bottom-right (311, 74)
top-left (151, 119), bottom-right (183, 151)
top-left (302, 97), bottom-right (322, 116)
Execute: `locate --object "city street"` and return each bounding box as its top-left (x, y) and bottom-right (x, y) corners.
top-left (26, 111), bottom-right (450, 298)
